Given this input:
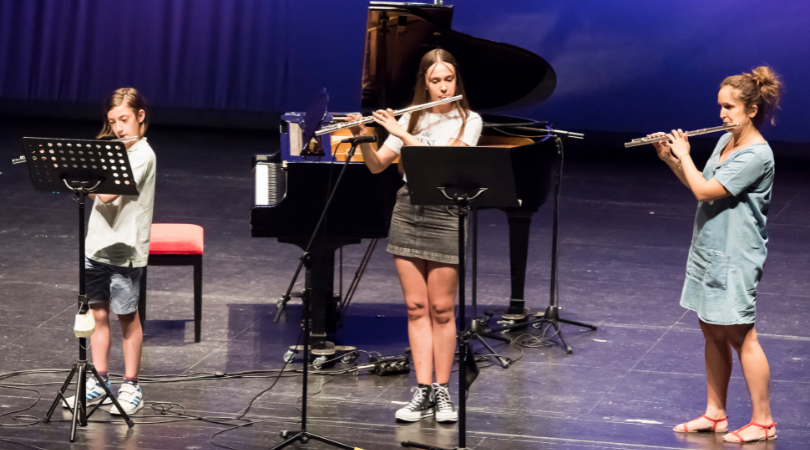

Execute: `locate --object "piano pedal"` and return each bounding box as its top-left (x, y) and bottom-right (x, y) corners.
top-left (284, 344), bottom-right (358, 368)
top-left (500, 307), bottom-right (530, 322)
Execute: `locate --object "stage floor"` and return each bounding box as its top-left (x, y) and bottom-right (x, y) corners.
top-left (1, 118), bottom-right (809, 449)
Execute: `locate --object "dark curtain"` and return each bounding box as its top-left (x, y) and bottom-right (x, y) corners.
top-left (0, 0), bottom-right (367, 113)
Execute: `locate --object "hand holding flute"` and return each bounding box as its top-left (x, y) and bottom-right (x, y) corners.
top-left (650, 129), bottom-right (690, 167)
top-left (347, 109), bottom-right (406, 141)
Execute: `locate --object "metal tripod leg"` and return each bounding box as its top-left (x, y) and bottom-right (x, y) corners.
top-left (470, 333), bottom-right (510, 368)
top-left (274, 429), bottom-right (360, 449)
top-left (468, 319), bottom-right (511, 368)
top-left (558, 316), bottom-right (598, 330)
top-left (43, 361), bottom-right (135, 442)
top-left (70, 362), bottom-right (88, 441)
top-left (43, 364), bottom-right (78, 423)
top-left (548, 321), bottom-right (573, 355)
top-left (86, 364), bottom-right (135, 427)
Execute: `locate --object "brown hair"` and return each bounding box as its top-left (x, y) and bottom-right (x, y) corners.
top-left (407, 49), bottom-right (471, 141)
top-left (97, 87), bottom-right (149, 139)
top-left (721, 66), bottom-right (783, 128)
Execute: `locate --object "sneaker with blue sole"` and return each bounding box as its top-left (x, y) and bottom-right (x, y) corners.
top-left (63, 376), bottom-right (113, 408)
top-left (109, 383), bottom-right (144, 415)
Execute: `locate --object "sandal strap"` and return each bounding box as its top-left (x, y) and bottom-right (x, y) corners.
top-left (729, 421), bottom-right (778, 442)
top-left (749, 421), bottom-right (777, 429)
top-left (700, 415), bottom-right (728, 431)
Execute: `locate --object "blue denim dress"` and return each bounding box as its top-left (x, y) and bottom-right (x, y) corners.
top-left (680, 133), bottom-right (774, 325)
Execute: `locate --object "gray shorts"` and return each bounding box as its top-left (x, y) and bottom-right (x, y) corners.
top-left (85, 257), bottom-right (143, 315)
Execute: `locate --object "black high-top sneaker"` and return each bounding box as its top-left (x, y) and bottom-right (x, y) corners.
top-left (395, 384), bottom-right (434, 422)
top-left (432, 383), bottom-right (458, 423)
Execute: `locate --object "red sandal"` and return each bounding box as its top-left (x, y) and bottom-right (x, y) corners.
top-left (726, 421), bottom-right (778, 442)
top-left (676, 414), bottom-right (728, 433)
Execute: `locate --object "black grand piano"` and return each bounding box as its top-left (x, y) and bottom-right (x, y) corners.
top-left (252, 1), bottom-right (557, 355)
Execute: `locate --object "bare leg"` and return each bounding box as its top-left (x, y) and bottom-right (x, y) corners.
top-left (90, 303), bottom-right (112, 373)
top-left (395, 256), bottom-right (432, 385)
top-left (673, 320), bottom-right (730, 432)
top-left (426, 261), bottom-right (458, 385)
top-left (118, 310), bottom-right (143, 379)
top-left (724, 324), bottom-right (776, 442)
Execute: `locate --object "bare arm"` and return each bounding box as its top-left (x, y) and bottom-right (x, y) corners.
top-left (348, 110), bottom-right (426, 174)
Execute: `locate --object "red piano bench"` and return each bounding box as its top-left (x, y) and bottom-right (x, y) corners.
top-left (137, 224), bottom-right (204, 342)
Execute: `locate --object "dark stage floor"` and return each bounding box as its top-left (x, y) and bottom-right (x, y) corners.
top-left (1, 118), bottom-right (809, 449)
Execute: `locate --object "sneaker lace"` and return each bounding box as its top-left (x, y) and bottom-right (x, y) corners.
top-left (406, 387), bottom-right (427, 410)
top-left (432, 385), bottom-right (452, 411)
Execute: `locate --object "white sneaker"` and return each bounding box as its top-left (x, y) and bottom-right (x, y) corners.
top-left (395, 386), bottom-right (434, 422)
top-left (109, 383), bottom-right (144, 415)
top-left (432, 383), bottom-right (458, 423)
top-left (62, 376), bottom-right (112, 408)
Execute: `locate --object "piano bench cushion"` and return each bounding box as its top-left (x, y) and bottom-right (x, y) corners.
top-left (149, 224), bottom-right (204, 255)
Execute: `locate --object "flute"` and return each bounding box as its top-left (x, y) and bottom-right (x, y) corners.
top-left (314, 95), bottom-right (463, 136)
top-left (624, 123), bottom-right (739, 148)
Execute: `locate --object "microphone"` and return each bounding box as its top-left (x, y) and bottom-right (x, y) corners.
top-left (340, 135), bottom-right (377, 144)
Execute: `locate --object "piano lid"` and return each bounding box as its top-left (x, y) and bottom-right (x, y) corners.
top-left (362, 2), bottom-right (556, 113)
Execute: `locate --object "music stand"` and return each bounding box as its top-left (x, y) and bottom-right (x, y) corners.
top-left (19, 137), bottom-right (138, 441)
top-left (400, 146), bottom-right (520, 450)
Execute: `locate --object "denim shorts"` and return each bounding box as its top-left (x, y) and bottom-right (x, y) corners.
top-left (386, 185), bottom-right (461, 264)
top-left (85, 257), bottom-right (143, 315)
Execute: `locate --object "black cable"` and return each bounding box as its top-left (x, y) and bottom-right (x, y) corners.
top-left (234, 327), bottom-right (303, 421)
top-left (209, 326), bottom-right (303, 450)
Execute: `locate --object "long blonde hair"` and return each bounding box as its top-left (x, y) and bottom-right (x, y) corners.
top-left (407, 49), bottom-right (471, 141)
top-left (97, 88), bottom-right (149, 139)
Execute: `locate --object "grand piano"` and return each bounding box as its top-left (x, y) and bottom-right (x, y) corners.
top-left (252, 1), bottom-right (557, 355)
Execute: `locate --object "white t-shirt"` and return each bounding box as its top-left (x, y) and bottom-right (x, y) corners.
top-left (383, 109), bottom-right (483, 154)
top-left (85, 138), bottom-right (156, 267)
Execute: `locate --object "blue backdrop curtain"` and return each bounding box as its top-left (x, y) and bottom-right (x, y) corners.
top-left (1, 0), bottom-right (809, 141)
top-left (0, 0), bottom-right (368, 113)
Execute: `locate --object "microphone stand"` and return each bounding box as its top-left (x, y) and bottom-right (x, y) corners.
top-left (272, 136), bottom-right (371, 450)
top-left (487, 131), bottom-right (597, 354)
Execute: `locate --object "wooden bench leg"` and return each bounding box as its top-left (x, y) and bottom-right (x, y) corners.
top-left (193, 256), bottom-right (202, 343)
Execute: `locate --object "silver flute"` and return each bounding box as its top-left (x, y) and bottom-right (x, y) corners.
top-left (314, 95), bottom-right (463, 136)
top-left (624, 123), bottom-right (739, 148)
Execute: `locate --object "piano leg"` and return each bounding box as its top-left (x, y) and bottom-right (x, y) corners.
top-left (280, 238), bottom-right (359, 356)
top-left (505, 208), bottom-right (536, 316)
top-left (305, 247), bottom-right (340, 350)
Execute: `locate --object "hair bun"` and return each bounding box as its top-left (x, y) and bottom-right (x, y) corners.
top-left (722, 66), bottom-right (783, 128)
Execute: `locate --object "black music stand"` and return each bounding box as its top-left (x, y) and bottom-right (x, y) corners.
top-left (271, 90), bottom-right (361, 450)
top-left (20, 137), bottom-right (138, 441)
top-left (400, 146), bottom-right (520, 450)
